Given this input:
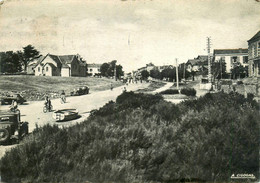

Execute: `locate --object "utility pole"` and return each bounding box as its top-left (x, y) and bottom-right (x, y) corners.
top-left (207, 37), bottom-right (212, 84)
top-left (183, 63), bottom-right (186, 81)
top-left (176, 58), bottom-right (179, 90)
top-left (220, 58), bottom-right (222, 79)
top-left (114, 61), bottom-right (117, 81)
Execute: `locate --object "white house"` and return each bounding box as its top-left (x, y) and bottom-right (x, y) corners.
top-left (34, 54), bottom-right (87, 77)
top-left (87, 63), bottom-right (102, 76)
top-left (213, 48), bottom-right (248, 73)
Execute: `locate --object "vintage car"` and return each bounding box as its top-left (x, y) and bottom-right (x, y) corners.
top-left (0, 94), bottom-right (27, 105)
top-left (70, 86), bottom-right (89, 96)
top-left (0, 110), bottom-right (28, 144)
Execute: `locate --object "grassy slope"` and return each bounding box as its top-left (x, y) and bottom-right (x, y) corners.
top-left (0, 92), bottom-right (259, 182)
top-left (136, 81), bottom-right (166, 92)
top-left (0, 75), bottom-right (124, 100)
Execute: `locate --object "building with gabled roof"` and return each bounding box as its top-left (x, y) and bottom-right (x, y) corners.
top-left (248, 30), bottom-right (260, 77)
top-left (213, 48), bottom-right (248, 73)
top-left (186, 55), bottom-right (208, 72)
top-left (87, 63), bottom-right (102, 76)
top-left (34, 53), bottom-right (86, 77)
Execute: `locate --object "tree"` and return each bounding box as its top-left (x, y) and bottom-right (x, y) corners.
top-left (22, 45), bottom-right (40, 71)
top-left (100, 63), bottom-right (110, 77)
top-left (0, 51), bottom-right (22, 73)
top-left (231, 63), bottom-right (248, 79)
top-left (150, 68), bottom-right (161, 80)
top-left (116, 64), bottom-right (124, 79)
top-left (211, 60), bottom-right (228, 80)
top-left (161, 68), bottom-right (175, 82)
top-left (141, 70), bottom-right (149, 80)
top-left (100, 60), bottom-right (124, 79)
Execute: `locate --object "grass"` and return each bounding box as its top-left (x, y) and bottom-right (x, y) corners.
top-left (136, 81), bottom-right (166, 92)
top-left (169, 80), bottom-right (199, 89)
top-left (0, 75), bottom-right (124, 101)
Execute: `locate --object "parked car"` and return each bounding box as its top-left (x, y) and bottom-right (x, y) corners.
top-left (0, 110), bottom-right (28, 144)
top-left (70, 86), bottom-right (89, 96)
top-left (0, 94), bottom-right (27, 105)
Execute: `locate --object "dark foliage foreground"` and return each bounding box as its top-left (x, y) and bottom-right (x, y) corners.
top-left (0, 92), bottom-right (259, 182)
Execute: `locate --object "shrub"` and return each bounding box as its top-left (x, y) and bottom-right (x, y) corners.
top-left (0, 92), bottom-right (259, 182)
top-left (180, 87), bottom-right (196, 96)
top-left (159, 89), bottom-right (179, 95)
top-left (237, 80), bottom-right (243, 85)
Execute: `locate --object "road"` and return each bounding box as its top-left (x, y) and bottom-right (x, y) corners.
top-left (0, 82), bottom-right (149, 159)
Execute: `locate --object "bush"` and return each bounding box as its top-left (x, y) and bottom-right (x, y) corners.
top-left (237, 80), bottom-right (243, 85)
top-left (0, 92), bottom-right (259, 182)
top-left (160, 89), bottom-right (179, 95)
top-left (180, 87), bottom-right (196, 96)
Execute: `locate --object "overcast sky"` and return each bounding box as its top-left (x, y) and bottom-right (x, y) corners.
top-left (0, 0), bottom-right (259, 72)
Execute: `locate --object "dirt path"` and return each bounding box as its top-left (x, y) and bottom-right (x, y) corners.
top-left (0, 82), bottom-right (149, 159)
top-left (150, 82), bottom-right (173, 94)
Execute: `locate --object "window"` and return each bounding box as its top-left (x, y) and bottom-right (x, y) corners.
top-left (231, 56), bottom-right (238, 63)
top-left (243, 56), bottom-right (248, 64)
top-left (98, 69), bottom-right (100, 72)
top-left (258, 42), bottom-right (260, 48)
top-left (90, 69), bottom-right (93, 72)
top-left (38, 67), bottom-right (40, 72)
top-left (46, 67), bottom-right (48, 72)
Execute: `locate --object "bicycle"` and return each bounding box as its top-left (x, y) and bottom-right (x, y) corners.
top-left (43, 104), bottom-right (53, 113)
top-left (60, 95), bottom-right (66, 104)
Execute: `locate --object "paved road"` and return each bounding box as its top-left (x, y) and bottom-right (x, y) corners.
top-left (1, 82), bottom-right (149, 133)
top-left (0, 82), bottom-right (149, 159)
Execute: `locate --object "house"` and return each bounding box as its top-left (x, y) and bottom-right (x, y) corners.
top-left (213, 48), bottom-right (248, 73)
top-left (87, 63), bottom-right (102, 76)
top-left (158, 65), bottom-right (174, 72)
top-left (248, 30), bottom-right (260, 77)
top-left (186, 55), bottom-right (208, 72)
top-left (146, 63), bottom-right (156, 72)
top-left (26, 56), bottom-right (43, 75)
top-left (34, 53), bottom-right (87, 77)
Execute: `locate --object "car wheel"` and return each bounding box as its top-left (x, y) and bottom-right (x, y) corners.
top-left (0, 129), bottom-right (10, 143)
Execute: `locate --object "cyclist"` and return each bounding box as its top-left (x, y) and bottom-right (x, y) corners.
top-left (44, 96), bottom-right (52, 111)
top-left (60, 90), bottom-right (66, 103)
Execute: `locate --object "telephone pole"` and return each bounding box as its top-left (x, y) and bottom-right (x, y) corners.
top-left (207, 37), bottom-right (212, 84)
top-left (114, 61), bottom-right (117, 81)
top-left (183, 63), bottom-right (186, 81)
top-left (176, 58), bottom-right (179, 90)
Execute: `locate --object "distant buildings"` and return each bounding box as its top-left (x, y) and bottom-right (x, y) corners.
top-left (87, 63), bottom-right (102, 76)
top-left (248, 31), bottom-right (260, 77)
top-left (34, 54), bottom-right (87, 77)
top-left (213, 48), bottom-right (248, 73)
top-left (26, 55), bottom-right (42, 75)
top-left (146, 63), bottom-right (156, 72)
top-left (186, 55), bottom-right (208, 72)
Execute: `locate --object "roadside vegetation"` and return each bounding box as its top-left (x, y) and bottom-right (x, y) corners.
top-left (136, 81), bottom-right (166, 92)
top-left (0, 75), bottom-right (124, 101)
top-left (0, 91), bottom-right (259, 182)
top-left (159, 87), bottom-right (196, 97)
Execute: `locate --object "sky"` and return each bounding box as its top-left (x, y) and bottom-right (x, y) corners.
top-left (0, 0), bottom-right (259, 72)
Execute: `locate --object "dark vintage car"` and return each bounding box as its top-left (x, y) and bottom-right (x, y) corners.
top-left (0, 94), bottom-right (27, 105)
top-left (0, 110), bottom-right (28, 144)
top-left (70, 86), bottom-right (89, 96)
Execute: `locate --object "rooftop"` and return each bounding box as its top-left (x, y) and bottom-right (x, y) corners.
top-left (213, 48), bottom-right (248, 55)
top-left (248, 30), bottom-right (260, 43)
